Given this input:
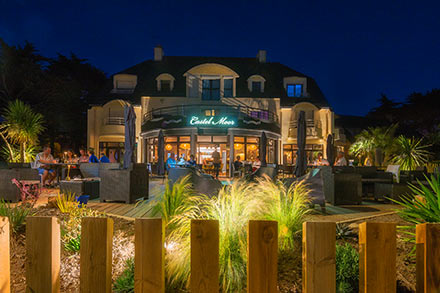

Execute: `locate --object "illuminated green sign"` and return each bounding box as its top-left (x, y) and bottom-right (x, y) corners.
top-left (189, 116), bottom-right (236, 127)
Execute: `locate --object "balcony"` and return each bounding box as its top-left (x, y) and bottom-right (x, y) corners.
top-left (289, 119), bottom-right (322, 139)
top-left (104, 117), bottom-right (125, 125)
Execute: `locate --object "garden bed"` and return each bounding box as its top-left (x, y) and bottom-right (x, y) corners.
top-left (8, 206), bottom-right (416, 292)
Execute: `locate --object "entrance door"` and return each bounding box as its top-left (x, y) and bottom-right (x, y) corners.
top-left (196, 136), bottom-right (229, 176)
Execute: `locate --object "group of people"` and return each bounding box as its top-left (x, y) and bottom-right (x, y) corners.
top-left (34, 146), bottom-right (114, 186)
top-left (313, 151), bottom-right (348, 166)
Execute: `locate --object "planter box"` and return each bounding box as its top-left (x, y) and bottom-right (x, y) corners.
top-left (99, 163), bottom-right (148, 203)
top-left (60, 179), bottom-right (100, 200)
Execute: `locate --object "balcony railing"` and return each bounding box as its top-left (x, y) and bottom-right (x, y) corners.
top-left (289, 119), bottom-right (322, 138)
top-left (104, 117), bottom-right (125, 125)
top-left (143, 104), bottom-right (279, 125)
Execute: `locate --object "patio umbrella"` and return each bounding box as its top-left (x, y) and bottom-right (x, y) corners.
top-left (123, 105), bottom-right (136, 169)
top-left (157, 130), bottom-right (165, 175)
top-left (295, 111), bottom-right (307, 177)
top-left (259, 131), bottom-right (267, 166)
top-left (326, 134), bottom-right (335, 166)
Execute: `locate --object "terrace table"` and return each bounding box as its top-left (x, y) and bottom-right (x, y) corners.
top-left (45, 163), bottom-right (80, 184)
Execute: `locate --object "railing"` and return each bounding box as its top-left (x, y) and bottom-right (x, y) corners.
top-left (289, 119), bottom-right (323, 138)
top-left (143, 104), bottom-right (279, 125)
top-left (103, 116), bottom-right (125, 125)
top-left (1, 217), bottom-right (439, 292)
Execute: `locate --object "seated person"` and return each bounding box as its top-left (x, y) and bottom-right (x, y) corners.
top-left (187, 154), bottom-right (197, 167)
top-left (233, 155), bottom-right (243, 171)
top-left (88, 149), bottom-right (99, 163)
top-left (334, 151), bottom-right (348, 166)
top-left (252, 156), bottom-right (261, 172)
top-left (177, 154), bottom-right (186, 166)
top-left (35, 146), bottom-right (57, 186)
top-left (166, 153), bottom-right (177, 171)
top-left (66, 149), bottom-right (78, 164)
top-left (78, 148), bottom-right (89, 163)
top-left (100, 152), bottom-right (110, 163)
top-left (314, 152), bottom-right (330, 166)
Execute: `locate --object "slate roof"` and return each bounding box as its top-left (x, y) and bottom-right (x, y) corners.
top-left (104, 55), bottom-right (330, 108)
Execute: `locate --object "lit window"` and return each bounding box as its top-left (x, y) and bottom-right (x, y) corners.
top-left (202, 79), bottom-right (220, 100)
top-left (287, 84), bottom-right (303, 97)
top-left (160, 80), bottom-right (171, 92)
top-left (224, 78), bottom-right (233, 97)
top-left (204, 109), bottom-right (216, 116)
top-left (252, 81), bottom-right (262, 93)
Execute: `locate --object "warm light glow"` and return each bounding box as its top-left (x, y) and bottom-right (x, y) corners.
top-left (165, 144), bottom-right (173, 151)
top-left (234, 143), bottom-right (243, 149)
top-left (248, 144), bottom-right (257, 151)
top-left (180, 143), bottom-right (190, 150)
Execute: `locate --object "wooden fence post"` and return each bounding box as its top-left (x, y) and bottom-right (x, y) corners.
top-left (190, 219), bottom-right (219, 293)
top-left (0, 217), bottom-right (10, 293)
top-left (359, 222), bottom-right (396, 293)
top-left (247, 220), bottom-right (278, 293)
top-left (80, 217), bottom-right (113, 293)
top-left (134, 218), bottom-right (164, 293)
top-left (302, 222), bottom-right (336, 293)
top-left (26, 216), bottom-right (60, 293)
top-left (416, 223), bottom-right (440, 292)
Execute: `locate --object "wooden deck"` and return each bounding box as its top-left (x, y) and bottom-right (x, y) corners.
top-left (87, 202), bottom-right (151, 220)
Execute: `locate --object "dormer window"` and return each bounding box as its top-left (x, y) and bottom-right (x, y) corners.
top-left (247, 75), bottom-right (266, 93)
top-left (112, 74), bottom-right (137, 93)
top-left (287, 84), bottom-right (303, 97)
top-left (156, 73), bottom-right (175, 92)
top-left (251, 81), bottom-right (262, 93)
top-left (160, 80), bottom-right (171, 92)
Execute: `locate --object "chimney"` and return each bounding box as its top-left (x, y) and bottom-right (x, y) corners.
top-left (154, 45), bottom-right (164, 61)
top-left (257, 50), bottom-right (266, 63)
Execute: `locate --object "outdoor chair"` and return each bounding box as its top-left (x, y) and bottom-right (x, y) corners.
top-left (168, 166), bottom-right (223, 198)
top-left (283, 168), bottom-right (326, 212)
top-left (246, 166), bottom-right (278, 182)
top-left (11, 178), bottom-right (41, 202)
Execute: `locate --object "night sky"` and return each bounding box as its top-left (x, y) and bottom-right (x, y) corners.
top-left (2, 0), bottom-right (439, 115)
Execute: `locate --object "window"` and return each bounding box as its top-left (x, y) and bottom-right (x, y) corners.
top-left (251, 81), bottom-right (262, 93)
top-left (287, 84), bottom-right (303, 97)
top-left (202, 79), bottom-right (220, 100)
top-left (250, 111), bottom-right (269, 120)
top-left (160, 80), bottom-right (171, 92)
top-left (224, 78), bottom-right (233, 97)
top-left (204, 109), bottom-right (216, 116)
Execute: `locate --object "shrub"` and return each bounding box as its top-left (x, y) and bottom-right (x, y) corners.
top-left (336, 243), bottom-right (359, 293)
top-left (256, 177), bottom-right (311, 251)
top-left (60, 205), bottom-right (102, 253)
top-left (55, 191), bottom-right (77, 214)
top-left (391, 136), bottom-right (431, 171)
top-left (391, 174), bottom-right (440, 224)
top-left (165, 179), bottom-right (267, 291)
top-left (0, 199), bottom-right (35, 233)
top-left (113, 257), bottom-right (134, 293)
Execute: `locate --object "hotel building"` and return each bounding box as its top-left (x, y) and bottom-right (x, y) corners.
top-left (87, 46), bottom-right (343, 176)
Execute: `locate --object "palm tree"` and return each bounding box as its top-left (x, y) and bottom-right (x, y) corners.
top-left (1, 100), bottom-right (44, 163)
top-left (391, 136), bottom-right (431, 171)
top-left (349, 125), bottom-right (397, 166)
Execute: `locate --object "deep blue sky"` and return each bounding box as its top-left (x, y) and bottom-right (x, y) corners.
top-left (1, 0), bottom-right (439, 115)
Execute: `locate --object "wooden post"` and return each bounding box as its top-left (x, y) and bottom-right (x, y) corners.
top-left (134, 218), bottom-right (164, 293)
top-left (416, 223), bottom-right (440, 292)
top-left (302, 222), bottom-right (336, 293)
top-left (190, 219), bottom-right (219, 293)
top-left (247, 220), bottom-right (278, 293)
top-left (80, 217), bottom-right (113, 293)
top-left (26, 216), bottom-right (60, 293)
top-left (0, 217), bottom-right (10, 292)
top-left (359, 222), bottom-right (396, 293)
